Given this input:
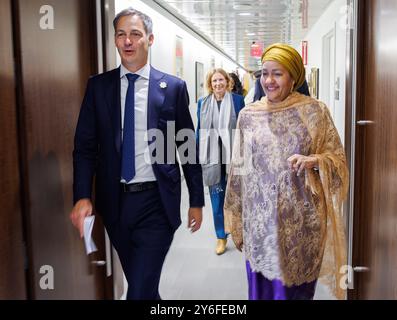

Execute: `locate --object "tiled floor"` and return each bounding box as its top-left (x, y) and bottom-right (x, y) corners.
top-left (159, 181), bottom-right (335, 300)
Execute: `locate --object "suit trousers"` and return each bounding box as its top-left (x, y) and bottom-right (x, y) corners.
top-left (108, 184), bottom-right (175, 300)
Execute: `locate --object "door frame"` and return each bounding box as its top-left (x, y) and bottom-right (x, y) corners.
top-left (321, 27), bottom-right (336, 117)
top-left (99, 0), bottom-right (127, 300)
top-left (346, 0), bottom-right (367, 299)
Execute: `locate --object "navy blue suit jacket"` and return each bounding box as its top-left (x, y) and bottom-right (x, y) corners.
top-left (73, 66), bottom-right (205, 229)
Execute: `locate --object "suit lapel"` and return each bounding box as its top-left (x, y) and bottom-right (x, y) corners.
top-left (147, 66), bottom-right (166, 130)
top-left (105, 67), bottom-right (122, 155)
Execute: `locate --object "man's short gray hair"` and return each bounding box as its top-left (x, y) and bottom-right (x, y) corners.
top-left (113, 7), bottom-right (153, 35)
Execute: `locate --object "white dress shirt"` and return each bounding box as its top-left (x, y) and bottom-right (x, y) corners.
top-left (120, 63), bottom-right (156, 183)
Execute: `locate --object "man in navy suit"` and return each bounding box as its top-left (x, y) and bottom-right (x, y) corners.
top-left (70, 7), bottom-right (204, 300)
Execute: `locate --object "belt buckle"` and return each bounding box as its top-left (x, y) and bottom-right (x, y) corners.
top-left (122, 182), bottom-right (155, 193)
top-left (123, 183), bottom-right (133, 192)
top-left (136, 183), bottom-right (144, 192)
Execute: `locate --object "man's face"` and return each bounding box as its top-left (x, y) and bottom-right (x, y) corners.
top-left (114, 15), bottom-right (154, 71)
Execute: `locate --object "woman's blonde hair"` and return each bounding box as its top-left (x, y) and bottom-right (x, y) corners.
top-left (205, 68), bottom-right (233, 94)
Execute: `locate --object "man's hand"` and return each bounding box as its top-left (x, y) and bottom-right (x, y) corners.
top-left (188, 207), bottom-right (203, 233)
top-left (70, 198), bottom-right (93, 238)
top-left (287, 154), bottom-right (319, 176)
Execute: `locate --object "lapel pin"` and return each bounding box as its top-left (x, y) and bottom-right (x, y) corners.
top-left (159, 81), bottom-right (167, 89)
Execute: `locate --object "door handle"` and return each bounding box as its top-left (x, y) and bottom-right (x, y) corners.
top-left (91, 260), bottom-right (106, 266)
top-left (357, 120), bottom-right (374, 126)
top-left (353, 266), bottom-right (370, 272)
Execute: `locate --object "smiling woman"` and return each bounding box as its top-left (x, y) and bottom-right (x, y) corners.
top-left (196, 68), bottom-right (245, 256)
top-left (224, 43), bottom-right (349, 301)
top-left (261, 61), bottom-right (295, 103)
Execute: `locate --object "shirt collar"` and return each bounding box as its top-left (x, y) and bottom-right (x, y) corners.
top-left (120, 63), bottom-right (150, 80)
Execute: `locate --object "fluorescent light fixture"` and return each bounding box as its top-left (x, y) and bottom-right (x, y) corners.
top-left (233, 4), bottom-right (252, 10)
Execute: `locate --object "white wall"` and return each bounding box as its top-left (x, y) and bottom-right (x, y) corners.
top-left (115, 0), bottom-right (246, 127)
top-left (297, 0), bottom-right (348, 142)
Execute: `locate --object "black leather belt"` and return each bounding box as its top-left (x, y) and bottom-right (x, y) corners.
top-left (121, 181), bottom-right (158, 193)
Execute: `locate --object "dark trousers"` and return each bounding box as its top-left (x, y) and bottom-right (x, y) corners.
top-left (108, 185), bottom-right (175, 300)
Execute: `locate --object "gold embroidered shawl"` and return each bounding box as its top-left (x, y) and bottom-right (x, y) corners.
top-left (224, 92), bottom-right (349, 299)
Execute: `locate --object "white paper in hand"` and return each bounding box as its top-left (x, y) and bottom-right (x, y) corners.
top-left (83, 215), bottom-right (98, 255)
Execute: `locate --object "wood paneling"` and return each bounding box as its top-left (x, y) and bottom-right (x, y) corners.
top-left (15, 0), bottom-right (107, 299)
top-left (352, 0), bottom-right (397, 299)
top-left (0, 0), bottom-right (27, 299)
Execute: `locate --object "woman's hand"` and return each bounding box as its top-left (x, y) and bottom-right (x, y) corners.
top-left (287, 154), bottom-right (319, 176)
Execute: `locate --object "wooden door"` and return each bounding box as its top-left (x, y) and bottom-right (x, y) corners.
top-left (14, 0), bottom-right (109, 299)
top-left (351, 0), bottom-right (397, 299)
top-left (0, 0), bottom-right (27, 299)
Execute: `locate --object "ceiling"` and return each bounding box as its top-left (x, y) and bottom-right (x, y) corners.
top-left (153, 0), bottom-right (334, 71)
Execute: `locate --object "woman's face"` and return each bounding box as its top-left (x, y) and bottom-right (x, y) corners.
top-left (260, 60), bottom-right (294, 103)
top-left (211, 72), bottom-right (227, 97)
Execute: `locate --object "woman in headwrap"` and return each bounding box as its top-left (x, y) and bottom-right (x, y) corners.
top-left (224, 44), bottom-right (349, 300)
top-left (197, 68), bottom-right (245, 255)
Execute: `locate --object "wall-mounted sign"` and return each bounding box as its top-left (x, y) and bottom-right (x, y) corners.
top-left (250, 42), bottom-right (263, 58)
top-left (302, 0), bottom-right (308, 29)
top-left (175, 36), bottom-right (184, 78)
top-left (302, 41), bottom-right (308, 66)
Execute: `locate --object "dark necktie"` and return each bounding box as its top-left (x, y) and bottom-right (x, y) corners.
top-left (121, 73), bottom-right (139, 182)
